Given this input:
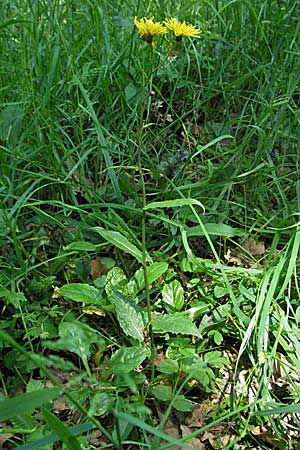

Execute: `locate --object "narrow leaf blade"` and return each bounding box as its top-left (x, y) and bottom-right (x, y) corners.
top-left (93, 227), bottom-right (152, 263)
top-left (0, 388), bottom-right (61, 422)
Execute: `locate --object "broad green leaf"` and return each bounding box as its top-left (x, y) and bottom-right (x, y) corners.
top-left (26, 379), bottom-right (45, 393)
top-left (93, 227), bottom-right (152, 263)
top-left (214, 285), bottom-right (229, 298)
top-left (173, 395), bottom-right (193, 412)
top-left (162, 280), bottom-right (185, 311)
top-left (152, 313), bottom-right (201, 338)
top-left (109, 346), bottom-right (149, 373)
top-left (43, 322), bottom-right (103, 375)
top-left (105, 267), bottom-right (128, 296)
top-left (63, 241), bottom-right (96, 251)
top-left (42, 407), bottom-right (82, 450)
top-left (204, 351), bottom-right (228, 368)
top-left (144, 198), bottom-right (205, 213)
top-left (59, 283), bottom-right (103, 305)
top-left (128, 262), bottom-right (168, 297)
top-left (151, 385), bottom-right (172, 401)
top-left (0, 388), bottom-right (61, 422)
top-left (186, 223), bottom-right (246, 238)
top-left (6, 292), bottom-right (27, 308)
top-left (157, 358), bottom-right (179, 374)
top-left (182, 361), bottom-right (214, 387)
top-left (110, 288), bottom-right (145, 342)
top-left (88, 392), bottom-right (112, 417)
top-left (0, 104), bottom-right (23, 144)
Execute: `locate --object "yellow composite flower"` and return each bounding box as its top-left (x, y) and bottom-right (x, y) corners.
top-left (164, 18), bottom-right (202, 40)
top-left (134, 16), bottom-right (167, 44)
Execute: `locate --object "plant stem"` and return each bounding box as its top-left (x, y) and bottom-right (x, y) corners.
top-left (136, 46), bottom-right (156, 383)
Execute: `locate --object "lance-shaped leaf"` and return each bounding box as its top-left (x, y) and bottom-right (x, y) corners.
top-left (110, 288), bottom-right (145, 342)
top-left (93, 227), bottom-right (152, 263)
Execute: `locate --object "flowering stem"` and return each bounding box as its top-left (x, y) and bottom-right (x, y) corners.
top-left (137, 46), bottom-right (155, 383)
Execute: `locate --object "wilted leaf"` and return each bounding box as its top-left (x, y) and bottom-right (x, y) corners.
top-left (0, 432), bottom-right (14, 447)
top-left (110, 288), bottom-right (145, 342)
top-left (243, 238), bottom-right (265, 257)
top-left (152, 313), bottom-right (201, 338)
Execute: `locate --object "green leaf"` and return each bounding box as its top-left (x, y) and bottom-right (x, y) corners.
top-left (128, 262), bottom-right (168, 297)
top-left (43, 321), bottom-right (103, 375)
top-left (144, 198), bottom-right (205, 213)
top-left (110, 288), bottom-right (145, 342)
top-left (0, 104), bottom-right (23, 144)
top-left (88, 392), bottom-right (112, 417)
top-left (59, 283), bottom-right (103, 305)
top-left (105, 267), bottom-right (128, 296)
top-left (204, 351), bottom-right (228, 368)
top-left (41, 407), bottom-right (82, 450)
top-left (151, 384), bottom-right (172, 401)
top-left (109, 346), bottom-right (149, 373)
top-left (173, 395), bottom-right (193, 412)
top-left (152, 313), bottom-right (201, 338)
top-left (93, 227), bottom-right (152, 264)
top-left (63, 241), bottom-right (96, 251)
top-left (186, 223), bottom-right (246, 238)
top-left (6, 292), bottom-right (27, 308)
top-left (0, 388), bottom-right (61, 422)
top-left (162, 280), bottom-right (185, 311)
top-left (157, 359), bottom-right (179, 374)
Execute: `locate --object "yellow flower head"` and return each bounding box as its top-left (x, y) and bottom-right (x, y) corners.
top-left (164, 18), bottom-right (202, 40)
top-left (134, 17), bottom-right (167, 44)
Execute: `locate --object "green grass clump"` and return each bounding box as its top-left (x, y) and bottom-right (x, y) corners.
top-left (0, 0), bottom-right (300, 448)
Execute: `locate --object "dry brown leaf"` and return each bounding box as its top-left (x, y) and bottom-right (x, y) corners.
top-left (88, 429), bottom-right (104, 447)
top-left (186, 401), bottom-right (213, 428)
top-left (180, 425), bottom-right (206, 450)
top-left (0, 432), bottom-right (14, 448)
top-left (224, 249), bottom-right (243, 265)
top-left (154, 351), bottom-right (165, 366)
top-left (203, 426), bottom-right (234, 449)
top-left (242, 238), bottom-right (265, 257)
top-left (53, 397), bottom-right (69, 413)
top-left (90, 258), bottom-right (106, 280)
top-left (163, 417), bottom-right (181, 450)
top-left (251, 424), bottom-right (281, 448)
